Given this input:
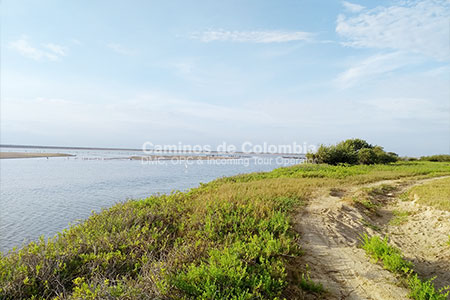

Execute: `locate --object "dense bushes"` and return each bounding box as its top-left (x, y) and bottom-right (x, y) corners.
top-left (420, 155), bottom-right (450, 162)
top-left (0, 180), bottom-right (302, 299)
top-left (306, 139), bottom-right (399, 165)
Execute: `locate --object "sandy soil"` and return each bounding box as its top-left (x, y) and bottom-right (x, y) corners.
top-left (293, 177), bottom-right (450, 299)
top-left (0, 152), bottom-right (74, 159)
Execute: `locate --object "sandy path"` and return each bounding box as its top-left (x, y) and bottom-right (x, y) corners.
top-left (379, 178), bottom-right (450, 290)
top-left (294, 177), bottom-right (450, 299)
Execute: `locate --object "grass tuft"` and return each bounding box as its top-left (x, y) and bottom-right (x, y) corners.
top-left (389, 210), bottom-right (411, 226)
top-left (299, 265), bottom-right (324, 294)
top-left (361, 234), bottom-right (449, 300)
top-left (360, 234), bottom-right (412, 273)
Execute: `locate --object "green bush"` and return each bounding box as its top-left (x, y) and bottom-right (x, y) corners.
top-left (420, 155), bottom-right (450, 162)
top-left (360, 234), bottom-right (412, 273)
top-left (358, 148), bottom-right (378, 165)
top-left (408, 274), bottom-right (449, 300)
top-left (307, 139), bottom-right (398, 165)
top-left (0, 187), bottom-right (299, 299)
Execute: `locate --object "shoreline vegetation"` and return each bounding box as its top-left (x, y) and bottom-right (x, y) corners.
top-left (1, 141), bottom-right (449, 299)
top-left (1, 158), bottom-right (450, 298)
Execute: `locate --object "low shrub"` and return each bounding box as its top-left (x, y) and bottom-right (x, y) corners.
top-left (420, 155), bottom-right (450, 162)
top-left (306, 139), bottom-right (398, 165)
top-left (360, 234), bottom-right (450, 300)
top-left (360, 234), bottom-right (412, 273)
top-left (408, 274), bottom-right (449, 300)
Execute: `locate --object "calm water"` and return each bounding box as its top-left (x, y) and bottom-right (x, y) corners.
top-left (0, 148), bottom-right (301, 253)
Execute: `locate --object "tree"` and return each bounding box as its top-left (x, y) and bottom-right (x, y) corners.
top-left (308, 139), bottom-right (398, 165)
top-left (358, 148), bottom-right (377, 165)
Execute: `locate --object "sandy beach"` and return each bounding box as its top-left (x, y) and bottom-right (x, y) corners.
top-left (0, 152), bottom-right (75, 159)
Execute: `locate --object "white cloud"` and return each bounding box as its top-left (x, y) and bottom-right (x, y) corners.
top-left (106, 43), bottom-right (136, 55)
top-left (8, 36), bottom-right (67, 61)
top-left (190, 30), bottom-right (313, 43)
top-left (342, 1), bottom-right (365, 12)
top-left (43, 43), bottom-right (67, 56)
top-left (334, 52), bottom-right (420, 88)
top-left (336, 0), bottom-right (450, 60)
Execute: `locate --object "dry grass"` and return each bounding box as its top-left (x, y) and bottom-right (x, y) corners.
top-left (407, 177), bottom-right (450, 211)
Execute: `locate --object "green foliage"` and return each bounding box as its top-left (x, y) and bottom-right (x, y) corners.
top-left (174, 236), bottom-right (288, 299)
top-left (299, 265), bottom-right (324, 294)
top-left (358, 148), bottom-right (378, 165)
top-left (420, 155), bottom-right (450, 162)
top-left (307, 139), bottom-right (398, 165)
top-left (408, 274), bottom-right (449, 300)
top-left (360, 234), bottom-right (412, 273)
top-left (0, 183), bottom-right (300, 299)
top-left (389, 210), bottom-right (411, 226)
top-left (361, 234), bottom-right (450, 300)
top-left (221, 161), bottom-right (450, 184)
top-left (360, 218), bottom-right (381, 231)
top-left (340, 138), bottom-right (373, 152)
top-left (354, 197), bottom-right (378, 211)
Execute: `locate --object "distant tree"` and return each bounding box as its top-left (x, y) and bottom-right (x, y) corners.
top-left (358, 148), bottom-right (377, 165)
top-left (339, 139), bottom-right (373, 152)
top-left (308, 139), bottom-right (398, 165)
top-left (419, 154), bottom-right (450, 162)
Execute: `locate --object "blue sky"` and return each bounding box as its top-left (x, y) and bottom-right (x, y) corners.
top-left (1, 0), bottom-right (449, 156)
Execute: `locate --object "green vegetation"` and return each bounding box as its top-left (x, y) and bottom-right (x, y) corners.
top-left (420, 155), bottom-right (450, 162)
top-left (360, 218), bottom-right (381, 231)
top-left (306, 138), bottom-right (399, 165)
top-left (1, 161), bottom-right (449, 299)
top-left (361, 235), bottom-right (449, 300)
top-left (360, 234), bottom-right (413, 273)
top-left (389, 210), bottom-right (411, 226)
top-left (406, 177), bottom-right (450, 211)
top-left (351, 184), bottom-right (396, 212)
top-left (298, 266), bottom-right (324, 294)
top-left (408, 274), bottom-right (450, 300)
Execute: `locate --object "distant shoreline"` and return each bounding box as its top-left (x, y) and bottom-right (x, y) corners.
top-left (0, 144), bottom-right (305, 156)
top-left (0, 152), bottom-right (243, 161)
top-left (0, 152), bottom-right (75, 159)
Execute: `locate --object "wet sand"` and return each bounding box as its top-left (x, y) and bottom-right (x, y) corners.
top-left (0, 152), bottom-right (75, 159)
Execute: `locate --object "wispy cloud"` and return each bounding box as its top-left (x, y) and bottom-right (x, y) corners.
top-left (342, 1), bottom-right (365, 13)
top-left (43, 43), bottom-right (67, 56)
top-left (106, 43), bottom-right (136, 55)
top-left (190, 30), bottom-right (314, 43)
top-left (334, 52), bottom-right (417, 88)
top-left (8, 36), bottom-right (67, 61)
top-left (336, 0), bottom-right (450, 61)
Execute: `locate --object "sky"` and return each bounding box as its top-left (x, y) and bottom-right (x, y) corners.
top-left (1, 0), bottom-right (449, 156)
